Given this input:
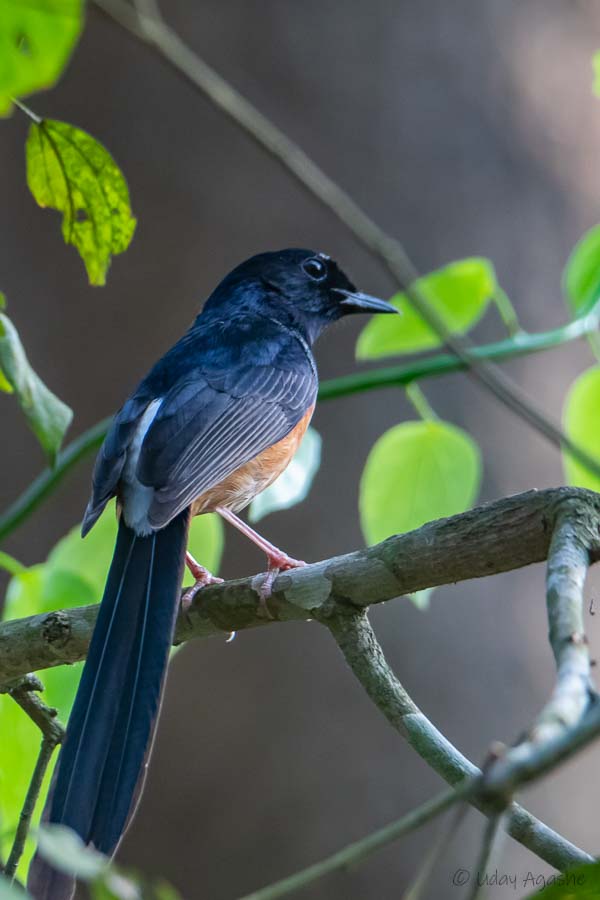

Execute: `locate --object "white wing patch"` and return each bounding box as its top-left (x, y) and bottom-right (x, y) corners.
top-left (121, 398), bottom-right (163, 535)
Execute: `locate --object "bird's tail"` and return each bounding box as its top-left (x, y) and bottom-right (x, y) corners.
top-left (28, 510), bottom-right (189, 900)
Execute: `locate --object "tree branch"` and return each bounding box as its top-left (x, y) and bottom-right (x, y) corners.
top-left (245, 595), bottom-right (597, 899)
top-left (1, 488), bottom-right (599, 686)
top-left (2, 488), bottom-right (598, 884)
top-left (481, 507), bottom-right (597, 796)
top-left (245, 649), bottom-right (600, 900)
top-left (324, 611), bottom-right (589, 872)
top-left (466, 813), bottom-right (504, 900)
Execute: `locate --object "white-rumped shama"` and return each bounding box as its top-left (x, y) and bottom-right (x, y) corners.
top-left (29, 248), bottom-right (398, 899)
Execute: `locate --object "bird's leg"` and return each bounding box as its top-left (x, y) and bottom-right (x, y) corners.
top-left (215, 506), bottom-right (306, 606)
top-left (181, 550), bottom-right (224, 611)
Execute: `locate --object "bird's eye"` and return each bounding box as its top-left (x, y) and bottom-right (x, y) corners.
top-left (302, 257), bottom-right (328, 282)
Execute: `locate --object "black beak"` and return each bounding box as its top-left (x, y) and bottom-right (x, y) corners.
top-left (334, 289), bottom-right (399, 315)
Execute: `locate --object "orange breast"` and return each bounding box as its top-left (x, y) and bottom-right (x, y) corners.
top-left (192, 403), bottom-right (315, 515)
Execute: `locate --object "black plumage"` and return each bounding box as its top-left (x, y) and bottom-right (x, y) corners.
top-left (29, 248), bottom-right (397, 900)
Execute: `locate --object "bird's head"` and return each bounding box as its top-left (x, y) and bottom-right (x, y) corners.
top-left (202, 248), bottom-right (398, 343)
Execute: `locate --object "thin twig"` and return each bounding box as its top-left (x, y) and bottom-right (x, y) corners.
top-left (466, 813), bottom-right (505, 900)
top-left (4, 738), bottom-right (56, 879)
top-left (401, 788), bottom-right (472, 900)
top-left (238, 785), bottom-right (461, 900)
top-left (325, 611), bottom-right (591, 872)
top-left (1, 676), bottom-right (64, 877)
top-left (92, 0), bottom-right (600, 483)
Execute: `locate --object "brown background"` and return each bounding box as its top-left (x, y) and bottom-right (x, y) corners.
top-left (2, 1), bottom-right (600, 898)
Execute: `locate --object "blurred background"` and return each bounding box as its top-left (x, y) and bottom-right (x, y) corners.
top-left (2, 0), bottom-right (600, 897)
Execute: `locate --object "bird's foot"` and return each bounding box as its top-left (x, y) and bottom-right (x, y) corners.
top-left (258, 551), bottom-right (306, 616)
top-left (182, 552), bottom-right (224, 612)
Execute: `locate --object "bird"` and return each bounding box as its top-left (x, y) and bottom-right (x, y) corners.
top-left (29, 248), bottom-right (398, 899)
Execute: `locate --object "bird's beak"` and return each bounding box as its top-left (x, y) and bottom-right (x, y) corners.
top-left (335, 289), bottom-right (399, 315)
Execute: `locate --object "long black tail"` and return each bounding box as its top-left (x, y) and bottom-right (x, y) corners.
top-left (29, 510), bottom-right (189, 900)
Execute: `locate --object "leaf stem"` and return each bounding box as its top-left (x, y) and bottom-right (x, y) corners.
top-left (492, 286), bottom-right (521, 338)
top-left (405, 384), bottom-right (438, 421)
top-left (10, 98), bottom-right (42, 125)
top-left (0, 552), bottom-right (26, 577)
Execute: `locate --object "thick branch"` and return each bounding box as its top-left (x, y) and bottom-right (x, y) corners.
top-left (2, 488), bottom-right (600, 686)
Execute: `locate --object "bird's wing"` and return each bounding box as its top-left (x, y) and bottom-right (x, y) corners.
top-left (82, 394), bottom-right (153, 535)
top-left (138, 359), bottom-right (316, 529)
top-left (82, 315), bottom-right (318, 535)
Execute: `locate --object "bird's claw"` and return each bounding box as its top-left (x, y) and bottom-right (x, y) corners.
top-left (181, 569), bottom-right (224, 614)
top-left (257, 554), bottom-right (307, 617)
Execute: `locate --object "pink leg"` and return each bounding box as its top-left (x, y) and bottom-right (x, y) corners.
top-left (181, 550), bottom-right (224, 611)
top-left (216, 506), bottom-right (306, 604)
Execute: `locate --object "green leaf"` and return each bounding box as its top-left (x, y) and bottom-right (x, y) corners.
top-left (356, 258), bottom-right (496, 360)
top-left (0, 312), bottom-right (72, 461)
top-left (37, 825), bottom-right (107, 880)
top-left (47, 505), bottom-right (121, 600)
top-left (563, 224), bottom-right (600, 317)
top-left (0, 369), bottom-right (13, 393)
top-left (153, 881), bottom-right (183, 900)
top-left (359, 420), bottom-right (481, 545)
top-left (0, 1), bottom-right (83, 117)
top-left (185, 513), bottom-right (224, 586)
top-left (248, 427), bottom-right (322, 523)
top-left (527, 860), bottom-right (600, 896)
top-left (26, 119), bottom-right (136, 285)
top-left (563, 365), bottom-right (600, 491)
top-left (593, 52), bottom-right (600, 98)
top-left (92, 871), bottom-right (142, 900)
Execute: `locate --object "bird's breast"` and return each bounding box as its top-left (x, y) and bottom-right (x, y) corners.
top-left (192, 403), bottom-right (315, 515)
